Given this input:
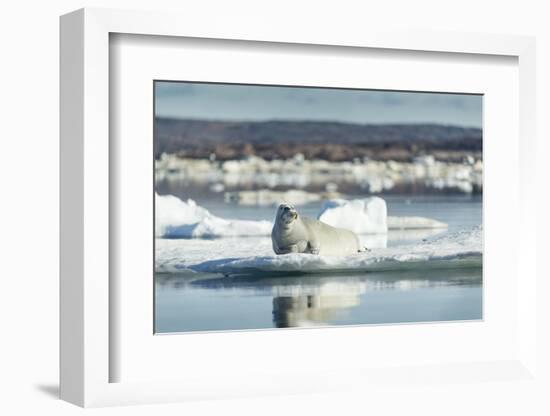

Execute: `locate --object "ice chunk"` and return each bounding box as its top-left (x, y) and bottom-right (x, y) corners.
top-left (317, 197), bottom-right (447, 233)
top-left (155, 193), bottom-right (272, 238)
top-left (317, 197), bottom-right (388, 234)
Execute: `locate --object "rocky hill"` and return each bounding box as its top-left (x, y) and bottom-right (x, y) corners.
top-left (154, 118), bottom-right (482, 162)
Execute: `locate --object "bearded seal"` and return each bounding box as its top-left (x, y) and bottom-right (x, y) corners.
top-left (271, 203), bottom-right (364, 256)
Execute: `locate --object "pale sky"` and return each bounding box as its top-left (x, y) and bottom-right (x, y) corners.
top-left (155, 81), bottom-right (482, 128)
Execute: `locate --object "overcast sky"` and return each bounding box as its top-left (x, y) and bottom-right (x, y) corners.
top-left (155, 81), bottom-right (482, 128)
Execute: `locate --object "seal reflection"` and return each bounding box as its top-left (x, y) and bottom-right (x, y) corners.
top-left (273, 289), bottom-right (362, 328)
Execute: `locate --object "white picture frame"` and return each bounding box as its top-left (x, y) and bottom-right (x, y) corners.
top-left (60, 7), bottom-right (538, 407)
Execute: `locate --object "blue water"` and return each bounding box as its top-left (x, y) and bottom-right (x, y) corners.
top-left (155, 194), bottom-right (482, 333)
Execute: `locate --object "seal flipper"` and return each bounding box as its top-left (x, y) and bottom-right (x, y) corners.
top-left (307, 239), bottom-right (320, 255)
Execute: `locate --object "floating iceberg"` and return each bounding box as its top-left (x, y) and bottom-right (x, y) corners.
top-left (318, 197), bottom-right (388, 234)
top-left (318, 197), bottom-right (447, 233)
top-left (155, 194), bottom-right (272, 238)
top-left (156, 227), bottom-right (482, 275)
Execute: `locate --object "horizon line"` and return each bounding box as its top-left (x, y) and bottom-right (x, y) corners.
top-left (154, 116), bottom-right (482, 130)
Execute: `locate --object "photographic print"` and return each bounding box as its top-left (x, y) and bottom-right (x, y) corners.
top-left (154, 81), bottom-right (482, 333)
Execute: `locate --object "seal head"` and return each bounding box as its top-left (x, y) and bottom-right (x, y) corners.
top-left (277, 203), bottom-right (298, 226)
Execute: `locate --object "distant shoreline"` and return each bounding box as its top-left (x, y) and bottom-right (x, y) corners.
top-left (154, 118), bottom-right (482, 163)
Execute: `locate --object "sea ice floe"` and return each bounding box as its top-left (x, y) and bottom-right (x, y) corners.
top-left (155, 227), bottom-right (482, 275)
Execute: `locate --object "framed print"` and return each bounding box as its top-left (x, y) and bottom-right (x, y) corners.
top-left (60, 8), bottom-right (538, 407)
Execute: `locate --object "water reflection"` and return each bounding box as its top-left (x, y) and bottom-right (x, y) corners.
top-left (156, 268), bottom-right (482, 329)
top-left (272, 288), bottom-right (361, 328)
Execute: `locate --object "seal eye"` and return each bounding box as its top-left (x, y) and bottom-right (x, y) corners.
top-left (284, 207), bottom-right (290, 212)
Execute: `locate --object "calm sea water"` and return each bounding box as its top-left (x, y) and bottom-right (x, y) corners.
top-left (155, 194), bottom-right (482, 333)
